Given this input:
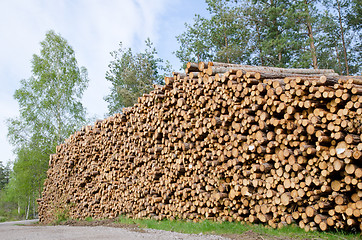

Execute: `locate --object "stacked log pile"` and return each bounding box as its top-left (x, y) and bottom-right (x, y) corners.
top-left (38, 62), bottom-right (362, 232)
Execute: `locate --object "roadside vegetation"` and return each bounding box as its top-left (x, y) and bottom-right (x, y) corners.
top-left (51, 215), bottom-right (362, 240)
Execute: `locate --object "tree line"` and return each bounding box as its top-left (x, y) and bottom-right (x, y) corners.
top-left (0, 0), bottom-right (360, 221)
top-left (176, 0), bottom-right (361, 75)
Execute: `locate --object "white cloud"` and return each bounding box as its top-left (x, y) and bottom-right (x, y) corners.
top-left (0, 0), bottom-right (174, 164)
top-left (0, 0), bottom-right (211, 165)
top-left (0, 94), bottom-right (19, 163)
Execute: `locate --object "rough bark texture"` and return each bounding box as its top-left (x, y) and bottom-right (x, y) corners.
top-left (38, 62), bottom-right (362, 232)
top-left (337, 0), bottom-right (349, 75)
top-left (304, 0), bottom-right (318, 69)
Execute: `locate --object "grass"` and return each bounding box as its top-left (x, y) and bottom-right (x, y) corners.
top-left (53, 207), bottom-right (69, 224)
top-left (116, 216), bottom-right (361, 240)
top-left (0, 215), bottom-right (25, 223)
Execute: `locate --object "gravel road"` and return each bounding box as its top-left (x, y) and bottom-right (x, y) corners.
top-left (0, 219), bottom-right (230, 240)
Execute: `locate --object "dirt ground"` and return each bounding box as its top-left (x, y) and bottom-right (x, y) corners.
top-left (53, 219), bottom-right (297, 240)
top-left (0, 219), bottom-right (307, 240)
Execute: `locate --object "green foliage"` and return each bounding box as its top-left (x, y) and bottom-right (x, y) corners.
top-left (0, 187), bottom-right (18, 222)
top-left (175, 0), bottom-right (361, 74)
top-left (175, 14), bottom-right (214, 64)
top-left (175, 0), bottom-right (252, 65)
top-left (8, 30), bottom-right (89, 147)
top-left (3, 146), bottom-right (48, 217)
top-left (318, 0), bottom-right (361, 75)
top-left (104, 38), bottom-right (172, 115)
top-left (4, 30), bottom-right (89, 220)
top-left (0, 162), bottom-right (11, 191)
top-left (54, 208), bottom-right (69, 224)
top-left (345, 0), bottom-right (362, 31)
top-left (317, 11), bottom-right (344, 73)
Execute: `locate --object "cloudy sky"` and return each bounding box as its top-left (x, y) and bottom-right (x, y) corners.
top-left (0, 0), bottom-right (209, 164)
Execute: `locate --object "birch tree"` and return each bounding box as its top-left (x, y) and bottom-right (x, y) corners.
top-left (5, 30), bottom-right (89, 218)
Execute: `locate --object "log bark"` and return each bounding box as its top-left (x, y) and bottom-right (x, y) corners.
top-left (39, 62), bottom-right (361, 233)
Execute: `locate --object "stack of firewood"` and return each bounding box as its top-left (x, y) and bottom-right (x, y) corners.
top-left (38, 62), bottom-right (362, 232)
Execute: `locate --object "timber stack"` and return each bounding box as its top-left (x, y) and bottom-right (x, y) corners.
top-left (38, 62), bottom-right (362, 232)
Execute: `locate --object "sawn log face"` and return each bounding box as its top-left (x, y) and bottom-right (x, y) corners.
top-left (38, 62), bottom-right (362, 232)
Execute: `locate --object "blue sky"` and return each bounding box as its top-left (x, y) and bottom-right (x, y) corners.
top-left (0, 0), bottom-right (209, 164)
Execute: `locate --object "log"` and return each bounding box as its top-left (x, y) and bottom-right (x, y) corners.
top-left (38, 62), bottom-right (362, 233)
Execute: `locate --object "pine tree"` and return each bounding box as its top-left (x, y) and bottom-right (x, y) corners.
top-left (104, 39), bottom-right (171, 115)
top-left (175, 0), bottom-right (252, 65)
